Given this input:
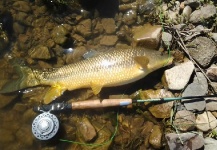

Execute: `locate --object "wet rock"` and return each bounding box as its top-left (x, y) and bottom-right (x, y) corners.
top-left (206, 65), bottom-right (217, 81)
top-left (77, 117), bottom-right (96, 142)
top-left (140, 89), bottom-right (174, 118)
top-left (162, 32), bottom-right (172, 47)
top-left (51, 25), bottom-right (69, 45)
top-left (206, 98), bottom-right (217, 111)
top-left (91, 121), bottom-right (112, 149)
top-left (166, 132), bottom-right (204, 150)
top-left (173, 110), bottom-right (196, 131)
top-left (16, 125), bottom-right (33, 147)
top-left (100, 35), bottom-right (118, 46)
top-left (28, 45), bottom-right (52, 59)
top-left (196, 111), bottom-right (217, 132)
top-left (141, 121), bottom-right (154, 136)
top-left (13, 1), bottom-right (31, 13)
top-left (101, 18), bottom-right (116, 34)
top-left (182, 72), bottom-right (208, 112)
top-left (162, 61), bottom-right (194, 90)
top-left (149, 125), bottom-right (162, 149)
top-left (0, 94), bottom-right (17, 109)
top-left (182, 6), bottom-right (192, 21)
top-left (190, 4), bottom-right (216, 23)
top-left (204, 137), bottom-right (217, 150)
top-left (122, 9), bottom-right (137, 25)
top-left (76, 19), bottom-right (92, 37)
top-left (186, 36), bottom-right (217, 68)
top-left (132, 24), bottom-right (162, 49)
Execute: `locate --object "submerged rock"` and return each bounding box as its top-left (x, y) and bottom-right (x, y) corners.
top-left (28, 45), bottom-right (53, 59)
top-left (100, 35), bottom-right (118, 46)
top-left (162, 61), bottom-right (194, 90)
top-left (101, 18), bottom-right (116, 34)
top-left (173, 110), bottom-right (196, 131)
top-left (13, 1), bottom-right (31, 13)
top-left (132, 24), bottom-right (162, 49)
top-left (196, 111), bottom-right (217, 132)
top-left (186, 37), bottom-right (217, 68)
top-left (0, 94), bottom-right (18, 109)
top-left (77, 117), bottom-right (96, 142)
top-left (76, 19), bottom-right (92, 37)
top-left (149, 125), bottom-right (162, 149)
top-left (166, 132), bottom-right (204, 150)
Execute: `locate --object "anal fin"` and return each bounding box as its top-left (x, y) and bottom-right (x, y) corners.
top-left (43, 84), bottom-right (66, 104)
top-left (90, 82), bottom-right (103, 95)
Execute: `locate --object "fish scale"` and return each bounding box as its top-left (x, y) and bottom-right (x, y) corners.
top-left (0, 47), bottom-right (173, 104)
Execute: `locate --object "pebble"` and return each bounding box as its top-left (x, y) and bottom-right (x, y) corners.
top-left (162, 32), bottom-right (173, 47)
top-left (204, 137), bottom-right (217, 150)
top-left (100, 35), bottom-right (118, 46)
top-left (163, 61), bottom-right (194, 90)
top-left (51, 25), bottom-right (69, 45)
top-left (182, 72), bottom-right (208, 112)
top-left (166, 132), bottom-right (204, 150)
top-left (190, 4), bottom-right (216, 23)
top-left (13, 22), bottom-right (25, 34)
top-left (182, 6), bottom-right (192, 21)
top-left (206, 98), bottom-right (217, 111)
top-left (173, 110), bottom-right (196, 131)
top-left (132, 24), bottom-right (162, 49)
top-left (186, 36), bottom-right (217, 68)
top-left (122, 9), bottom-right (137, 25)
top-left (196, 111), bottom-right (217, 132)
top-left (149, 125), bottom-right (162, 149)
top-left (206, 64), bottom-right (217, 81)
top-left (101, 18), bottom-right (116, 34)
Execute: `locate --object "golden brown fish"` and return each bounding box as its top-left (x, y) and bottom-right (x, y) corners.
top-left (0, 48), bottom-right (173, 103)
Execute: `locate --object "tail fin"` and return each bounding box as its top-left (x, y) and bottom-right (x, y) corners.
top-left (0, 66), bottom-right (40, 93)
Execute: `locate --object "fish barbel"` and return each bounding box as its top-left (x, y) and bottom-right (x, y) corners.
top-left (0, 48), bottom-right (173, 104)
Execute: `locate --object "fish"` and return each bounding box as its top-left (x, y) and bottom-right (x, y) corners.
top-left (0, 48), bottom-right (173, 104)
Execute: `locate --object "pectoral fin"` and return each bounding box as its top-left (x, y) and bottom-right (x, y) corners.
top-left (134, 56), bottom-right (149, 70)
top-left (90, 82), bottom-right (103, 95)
top-left (43, 85), bottom-right (66, 104)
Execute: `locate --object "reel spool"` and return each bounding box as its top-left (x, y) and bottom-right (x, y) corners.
top-left (32, 112), bottom-right (59, 140)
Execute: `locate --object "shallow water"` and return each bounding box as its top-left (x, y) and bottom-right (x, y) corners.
top-left (0, 0), bottom-right (168, 149)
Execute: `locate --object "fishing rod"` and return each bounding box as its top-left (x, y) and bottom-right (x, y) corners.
top-left (32, 94), bottom-right (217, 140)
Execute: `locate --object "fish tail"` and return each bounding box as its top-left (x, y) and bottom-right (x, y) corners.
top-left (0, 65), bottom-right (40, 93)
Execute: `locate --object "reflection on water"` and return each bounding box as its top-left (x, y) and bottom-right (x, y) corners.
top-left (0, 0), bottom-right (166, 149)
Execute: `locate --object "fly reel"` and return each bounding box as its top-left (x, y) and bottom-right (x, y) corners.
top-left (32, 112), bottom-right (59, 140)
